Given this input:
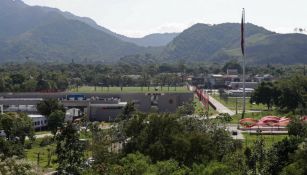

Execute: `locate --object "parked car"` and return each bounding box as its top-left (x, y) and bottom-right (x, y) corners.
top-left (0, 130), bottom-right (6, 137)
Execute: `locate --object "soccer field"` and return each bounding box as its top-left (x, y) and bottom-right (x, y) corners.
top-left (69, 86), bottom-right (190, 93)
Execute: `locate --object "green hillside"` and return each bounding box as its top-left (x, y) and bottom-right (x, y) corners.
top-left (0, 0), bottom-right (145, 63)
top-left (162, 23), bottom-right (307, 64)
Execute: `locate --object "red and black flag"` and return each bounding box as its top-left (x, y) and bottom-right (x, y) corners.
top-left (241, 8), bottom-right (245, 56)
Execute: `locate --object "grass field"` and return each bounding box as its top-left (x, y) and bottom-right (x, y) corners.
top-left (242, 133), bottom-right (288, 148)
top-left (25, 137), bottom-right (57, 171)
top-left (212, 94), bottom-right (267, 111)
top-left (35, 131), bottom-right (51, 135)
top-left (26, 133), bottom-right (93, 171)
top-left (70, 86), bottom-right (190, 93)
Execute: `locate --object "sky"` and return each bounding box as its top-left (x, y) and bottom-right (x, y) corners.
top-left (23, 0), bottom-right (307, 37)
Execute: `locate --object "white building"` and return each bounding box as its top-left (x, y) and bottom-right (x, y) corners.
top-left (65, 108), bottom-right (81, 121)
top-left (225, 88), bottom-right (255, 97)
top-left (228, 82), bottom-right (259, 90)
top-left (28, 114), bottom-right (48, 129)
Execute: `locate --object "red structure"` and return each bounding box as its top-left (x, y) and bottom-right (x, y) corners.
top-left (195, 88), bottom-right (210, 110)
top-left (240, 116), bottom-right (291, 128)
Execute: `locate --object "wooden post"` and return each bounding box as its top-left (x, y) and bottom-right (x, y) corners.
top-left (37, 152), bottom-right (40, 166)
top-left (47, 148), bottom-right (52, 167)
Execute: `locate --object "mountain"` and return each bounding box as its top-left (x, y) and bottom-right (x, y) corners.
top-left (54, 11), bottom-right (179, 47)
top-left (0, 0), bottom-right (145, 63)
top-left (56, 11), bottom-right (179, 47)
top-left (214, 33), bottom-right (307, 64)
top-left (162, 23), bottom-right (307, 64)
top-left (33, 5), bottom-right (177, 47)
top-left (59, 15), bottom-right (178, 47)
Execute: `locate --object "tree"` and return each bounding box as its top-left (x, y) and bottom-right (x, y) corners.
top-left (48, 110), bottom-right (65, 135)
top-left (265, 137), bottom-right (302, 175)
top-left (0, 138), bottom-right (25, 158)
top-left (123, 113), bottom-right (237, 166)
top-left (119, 101), bottom-right (136, 120)
top-left (244, 147), bottom-right (256, 173)
top-left (0, 112), bottom-right (34, 144)
top-left (176, 101), bottom-right (196, 116)
top-left (274, 75), bottom-right (307, 113)
top-left (250, 82), bottom-right (277, 110)
top-left (55, 122), bottom-right (86, 174)
top-left (23, 79), bottom-right (38, 92)
top-left (36, 76), bottom-right (50, 92)
top-left (216, 113), bottom-right (232, 124)
top-left (108, 152), bottom-right (190, 175)
top-left (222, 151), bottom-right (248, 175)
top-left (10, 73), bottom-right (26, 85)
top-left (250, 136), bottom-right (267, 174)
top-left (222, 60), bottom-right (242, 74)
top-left (210, 128), bottom-right (239, 161)
top-left (154, 73), bottom-right (168, 90)
top-left (91, 128), bottom-right (117, 174)
top-left (117, 152), bottom-right (151, 175)
top-left (287, 117), bottom-right (307, 138)
top-left (191, 162), bottom-right (232, 175)
top-left (281, 142), bottom-right (307, 175)
top-left (150, 159), bottom-right (190, 175)
top-left (37, 99), bottom-right (65, 116)
top-left (177, 60), bottom-right (186, 83)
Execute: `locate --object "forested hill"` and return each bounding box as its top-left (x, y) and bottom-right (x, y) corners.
top-left (161, 23), bottom-right (307, 64)
top-left (1, 0), bottom-right (307, 64)
top-left (0, 0), bottom-right (146, 63)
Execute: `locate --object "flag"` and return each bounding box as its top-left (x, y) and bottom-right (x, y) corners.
top-left (241, 8), bottom-right (245, 56)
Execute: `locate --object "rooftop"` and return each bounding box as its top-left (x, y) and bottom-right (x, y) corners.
top-left (28, 114), bottom-right (46, 118)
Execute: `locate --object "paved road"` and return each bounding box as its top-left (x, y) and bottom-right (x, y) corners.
top-left (209, 95), bottom-right (236, 116)
top-left (226, 124), bottom-right (245, 140)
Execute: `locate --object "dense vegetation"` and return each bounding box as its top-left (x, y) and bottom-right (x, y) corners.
top-left (0, 0), bottom-right (148, 63)
top-left (0, 62), bottom-right (184, 92)
top-left (162, 23), bottom-right (307, 64)
top-left (251, 75), bottom-right (307, 114)
top-left (0, 79), bottom-right (307, 174)
top-left (0, 62), bottom-right (305, 92)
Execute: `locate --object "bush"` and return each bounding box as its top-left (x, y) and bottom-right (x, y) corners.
top-left (25, 142), bottom-right (32, 149)
top-left (0, 155), bottom-right (42, 175)
top-left (39, 137), bottom-right (53, 147)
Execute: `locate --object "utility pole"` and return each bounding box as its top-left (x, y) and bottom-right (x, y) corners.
top-left (241, 8), bottom-right (246, 119)
top-left (94, 68), bottom-right (97, 92)
top-left (236, 97), bottom-right (238, 115)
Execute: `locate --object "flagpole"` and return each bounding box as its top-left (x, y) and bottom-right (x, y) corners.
top-left (242, 8), bottom-right (246, 119)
